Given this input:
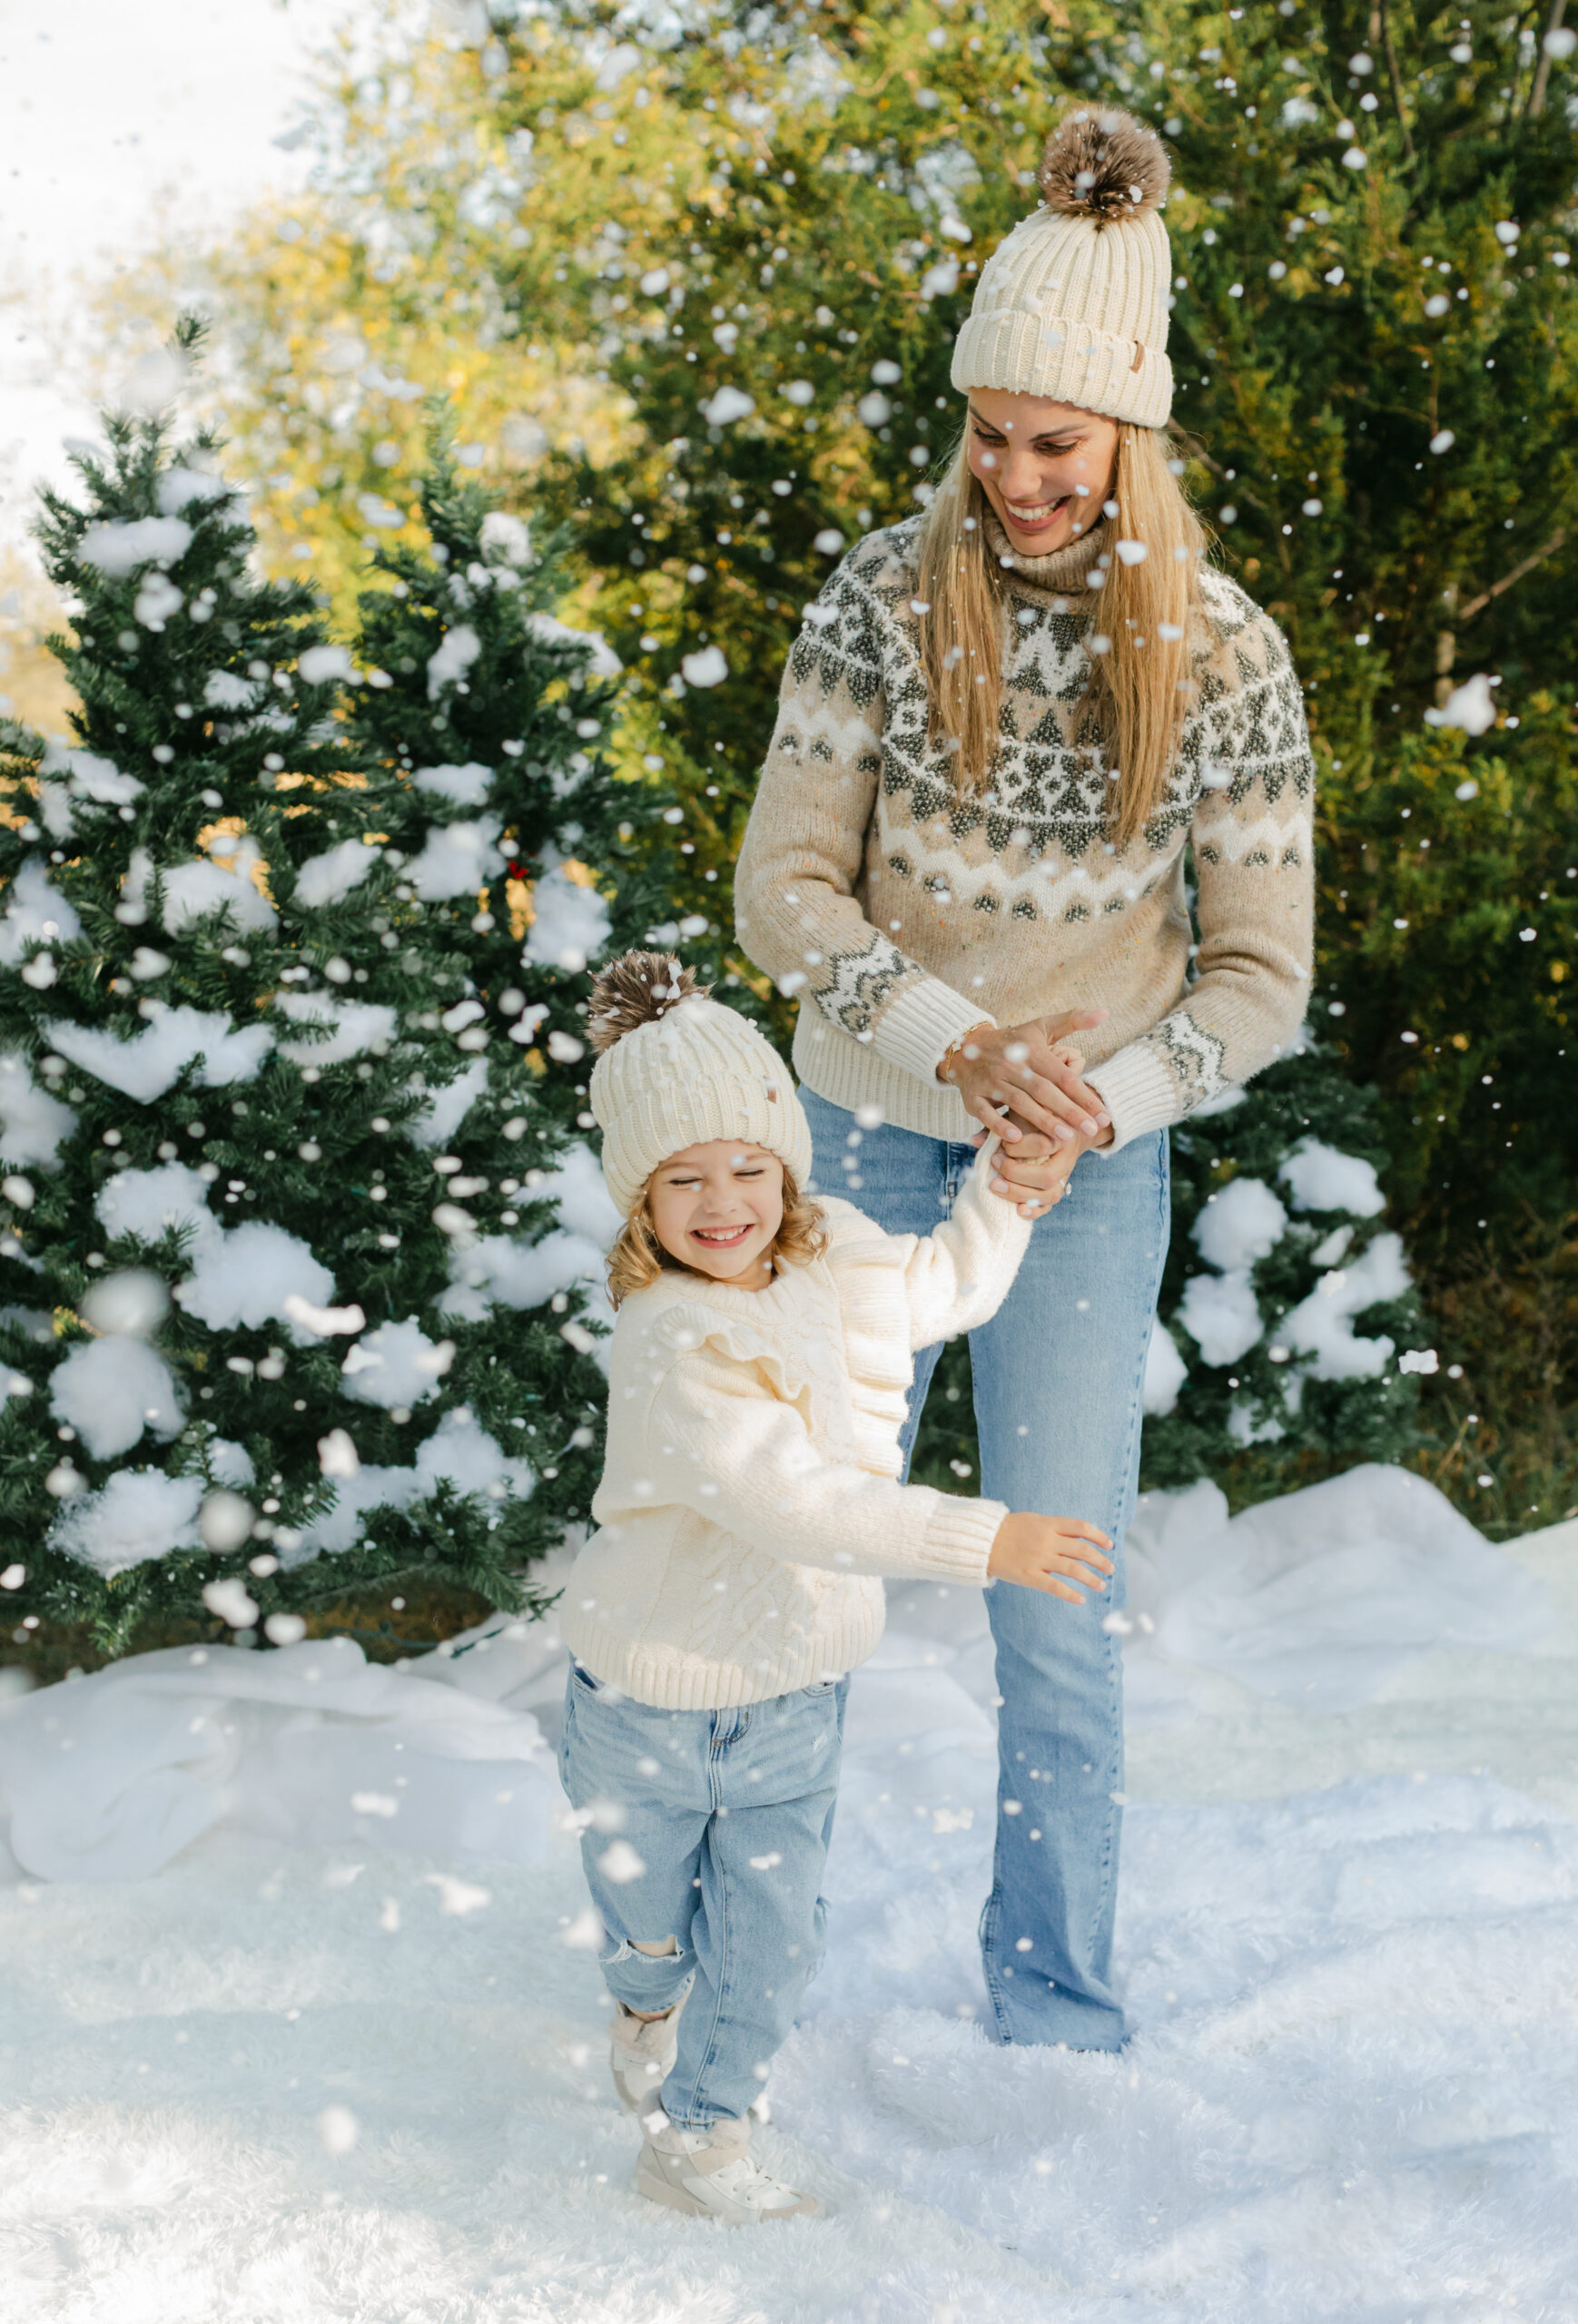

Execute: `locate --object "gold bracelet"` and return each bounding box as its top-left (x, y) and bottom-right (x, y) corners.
top-left (937, 1023), bottom-right (992, 1086)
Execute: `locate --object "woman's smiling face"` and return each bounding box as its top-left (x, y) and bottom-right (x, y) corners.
top-left (964, 389), bottom-right (1120, 558)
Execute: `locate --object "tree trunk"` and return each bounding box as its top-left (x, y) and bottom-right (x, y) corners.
top-left (1531, 0), bottom-right (1569, 115)
top-left (1435, 583), bottom-right (1458, 705)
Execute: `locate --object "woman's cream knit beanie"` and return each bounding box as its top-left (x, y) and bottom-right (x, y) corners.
top-left (587, 952), bottom-right (813, 1216)
top-left (951, 107), bottom-right (1173, 429)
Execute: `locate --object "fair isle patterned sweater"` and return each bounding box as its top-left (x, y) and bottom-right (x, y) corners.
top-left (735, 514), bottom-right (1316, 1152)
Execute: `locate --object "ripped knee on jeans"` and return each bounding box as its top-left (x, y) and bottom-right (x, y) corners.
top-left (631, 1935), bottom-right (679, 1956)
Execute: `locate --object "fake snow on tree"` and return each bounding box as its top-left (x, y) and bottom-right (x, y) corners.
top-left (520, 866), bottom-right (612, 974)
top-left (1179, 1264), bottom-right (1266, 1369)
top-left (48, 1005), bottom-right (273, 1102)
top-left (49, 1470), bottom-right (206, 1577)
top-left (0, 341), bottom-right (660, 1659)
top-left (1143, 1027), bottom-right (1431, 1492)
top-left (1280, 1232), bottom-right (1412, 1381)
top-left (293, 838), bottom-right (381, 908)
top-left (1277, 1137), bottom-right (1386, 1217)
top-left (522, 612), bottom-right (621, 680)
top-left (0, 1052), bottom-right (76, 1166)
top-left (50, 1335), bottom-right (185, 1460)
top-left (932, 1031), bottom-right (1435, 1499)
top-left (172, 1221), bottom-right (337, 1337)
top-left (1142, 1320), bottom-right (1188, 1418)
top-left (340, 1317), bottom-right (455, 1409)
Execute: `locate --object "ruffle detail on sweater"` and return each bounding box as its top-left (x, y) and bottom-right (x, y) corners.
top-left (639, 1295), bottom-right (819, 1435)
top-left (628, 1206), bottom-right (920, 1482)
top-left (812, 1198), bottom-right (915, 1478)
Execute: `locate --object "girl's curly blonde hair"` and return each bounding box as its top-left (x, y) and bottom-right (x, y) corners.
top-left (607, 1165), bottom-right (827, 1308)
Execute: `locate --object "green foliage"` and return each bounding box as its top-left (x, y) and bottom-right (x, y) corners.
top-left (1147, 1035), bottom-right (1430, 1487)
top-left (1316, 706), bottom-right (1576, 1248)
top-left (1314, 706), bottom-right (1578, 1532)
top-left (0, 368), bottom-right (654, 1661)
top-left (184, 0), bottom-right (1576, 1512)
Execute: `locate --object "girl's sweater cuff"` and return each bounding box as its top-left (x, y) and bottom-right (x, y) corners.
top-left (871, 977), bottom-right (996, 1084)
top-left (918, 1493), bottom-right (1007, 1584)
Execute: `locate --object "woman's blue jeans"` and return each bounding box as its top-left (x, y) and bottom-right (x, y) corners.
top-left (803, 1087), bottom-right (1170, 2050)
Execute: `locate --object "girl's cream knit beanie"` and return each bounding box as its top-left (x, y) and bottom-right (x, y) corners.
top-left (587, 953), bottom-right (813, 1216)
top-left (951, 107), bottom-right (1174, 429)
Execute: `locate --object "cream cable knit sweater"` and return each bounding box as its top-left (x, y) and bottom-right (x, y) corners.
top-left (735, 515), bottom-right (1316, 1153)
top-left (560, 1144), bottom-right (1030, 1709)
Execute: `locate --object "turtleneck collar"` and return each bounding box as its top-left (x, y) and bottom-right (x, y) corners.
top-left (982, 509), bottom-right (1109, 600)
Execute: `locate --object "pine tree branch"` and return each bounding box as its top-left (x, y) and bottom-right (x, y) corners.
top-left (1458, 529), bottom-right (1568, 623)
top-left (1371, 0), bottom-right (1417, 162)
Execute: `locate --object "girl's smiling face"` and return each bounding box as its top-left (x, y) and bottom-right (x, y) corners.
top-left (647, 1141), bottom-right (785, 1288)
top-left (964, 389), bottom-right (1120, 558)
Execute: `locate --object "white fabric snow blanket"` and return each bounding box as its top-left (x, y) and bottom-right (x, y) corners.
top-left (2, 1461), bottom-right (1575, 2319)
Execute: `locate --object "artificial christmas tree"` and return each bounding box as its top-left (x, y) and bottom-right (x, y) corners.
top-left (0, 342), bottom-right (654, 1667)
top-left (1141, 1031), bottom-right (1433, 1496)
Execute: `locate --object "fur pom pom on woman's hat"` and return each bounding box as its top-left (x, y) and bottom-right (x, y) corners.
top-left (950, 106), bottom-right (1174, 428)
top-left (587, 950), bottom-right (813, 1216)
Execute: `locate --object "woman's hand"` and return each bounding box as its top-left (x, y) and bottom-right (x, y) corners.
top-left (987, 1512), bottom-right (1115, 1602)
top-left (941, 1011), bottom-right (1112, 1147)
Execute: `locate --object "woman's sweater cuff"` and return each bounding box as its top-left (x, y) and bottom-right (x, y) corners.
top-left (918, 1493), bottom-right (1006, 1584)
top-left (1084, 1039), bottom-right (1184, 1156)
top-left (872, 977), bottom-right (996, 1083)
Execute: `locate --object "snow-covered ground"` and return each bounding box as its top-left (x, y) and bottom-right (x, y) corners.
top-left (3, 1465), bottom-right (1576, 2319)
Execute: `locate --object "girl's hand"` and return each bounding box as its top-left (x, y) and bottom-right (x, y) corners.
top-left (979, 1124), bottom-right (1090, 1214)
top-left (941, 1011), bottom-right (1112, 1148)
top-left (987, 1512), bottom-right (1115, 1602)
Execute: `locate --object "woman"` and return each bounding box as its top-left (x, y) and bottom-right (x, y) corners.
top-left (735, 107), bottom-right (1315, 2052)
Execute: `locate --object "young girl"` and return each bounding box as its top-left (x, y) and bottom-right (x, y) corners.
top-left (558, 952), bottom-right (1114, 2223)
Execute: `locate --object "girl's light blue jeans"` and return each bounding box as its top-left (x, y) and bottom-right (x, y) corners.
top-left (803, 1086), bottom-right (1170, 2051)
top-left (559, 1663), bottom-right (846, 2129)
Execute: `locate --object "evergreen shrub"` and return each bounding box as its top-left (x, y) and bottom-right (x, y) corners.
top-left (0, 362), bottom-right (663, 1669)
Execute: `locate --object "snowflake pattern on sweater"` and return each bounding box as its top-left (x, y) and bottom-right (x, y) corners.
top-left (736, 516), bottom-right (1316, 1152)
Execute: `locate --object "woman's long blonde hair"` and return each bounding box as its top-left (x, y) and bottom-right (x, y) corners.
top-left (914, 423), bottom-right (1208, 850)
top-left (606, 1167), bottom-right (827, 1308)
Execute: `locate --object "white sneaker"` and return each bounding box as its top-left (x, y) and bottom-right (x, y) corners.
top-left (608, 1997), bottom-right (684, 2118)
top-left (635, 2114), bottom-right (821, 2225)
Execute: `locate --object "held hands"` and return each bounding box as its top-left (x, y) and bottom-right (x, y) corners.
top-left (941, 1011), bottom-right (1113, 1150)
top-left (987, 1512), bottom-right (1115, 1604)
top-left (942, 1013), bottom-right (1114, 1216)
top-left (981, 1122), bottom-right (1087, 1216)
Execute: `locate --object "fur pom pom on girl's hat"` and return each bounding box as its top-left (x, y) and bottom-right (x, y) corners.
top-left (587, 952), bottom-right (813, 1217)
top-left (950, 106), bottom-right (1174, 428)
